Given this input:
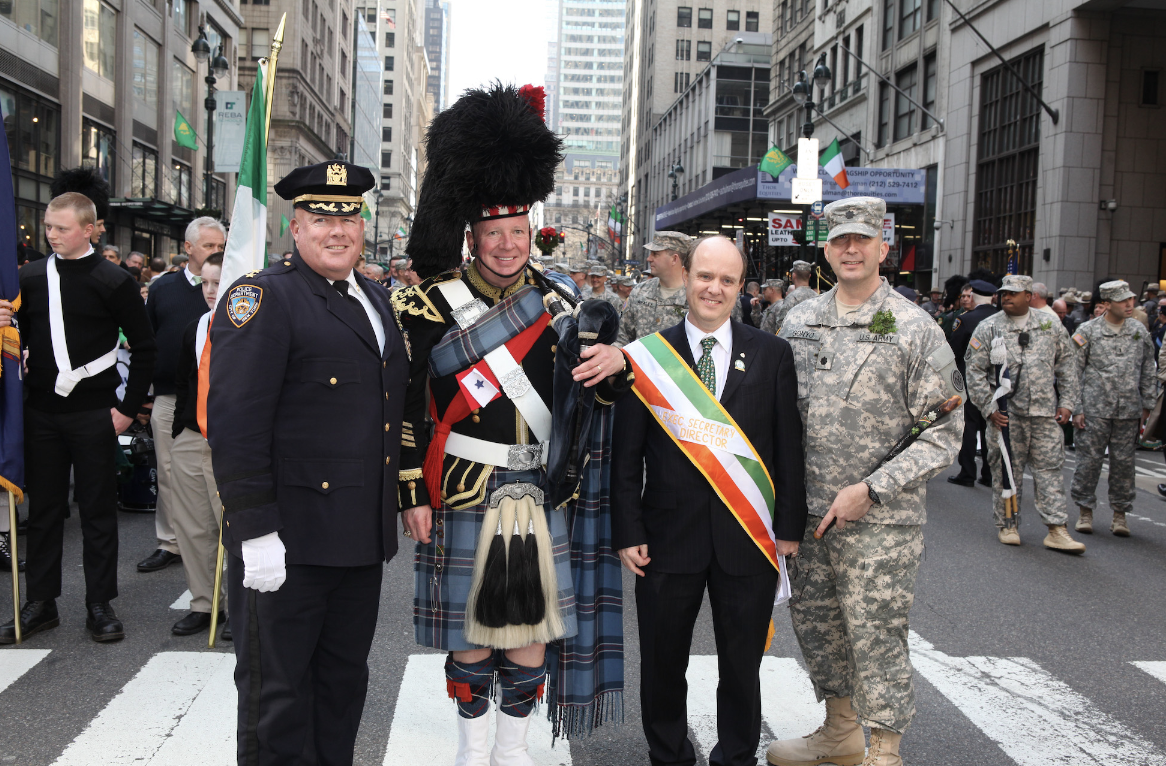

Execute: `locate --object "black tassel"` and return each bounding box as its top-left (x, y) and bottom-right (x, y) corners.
top-left (476, 520), bottom-right (509, 628)
top-left (523, 518), bottom-right (546, 625)
top-left (505, 519), bottom-right (527, 625)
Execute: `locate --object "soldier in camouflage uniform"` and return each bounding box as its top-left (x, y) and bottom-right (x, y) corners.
top-left (1069, 280), bottom-right (1156, 537)
top-left (770, 197), bottom-right (964, 766)
top-left (615, 231), bottom-right (693, 347)
top-left (769, 260), bottom-right (818, 334)
top-left (757, 278), bottom-right (785, 334)
top-left (964, 275), bottom-right (1086, 553)
top-left (612, 274), bottom-right (635, 310)
top-left (582, 263), bottom-right (622, 307)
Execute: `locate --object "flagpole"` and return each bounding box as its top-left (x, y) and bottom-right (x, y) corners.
top-left (8, 490), bottom-right (19, 644)
top-left (209, 13), bottom-right (286, 648)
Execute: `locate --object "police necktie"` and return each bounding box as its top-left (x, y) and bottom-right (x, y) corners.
top-left (697, 336), bottom-right (717, 394)
top-left (333, 279), bottom-right (377, 345)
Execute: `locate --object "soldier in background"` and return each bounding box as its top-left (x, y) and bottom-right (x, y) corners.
top-left (583, 264), bottom-right (621, 307)
top-left (615, 232), bottom-right (692, 347)
top-left (1070, 280), bottom-right (1156, 537)
top-left (964, 275), bottom-right (1086, 553)
top-left (768, 259), bottom-right (817, 334)
top-left (567, 262), bottom-right (588, 294)
top-left (757, 279), bottom-right (784, 333)
top-left (920, 288), bottom-right (943, 317)
top-left (771, 197), bottom-right (963, 766)
top-left (612, 275), bottom-right (634, 310)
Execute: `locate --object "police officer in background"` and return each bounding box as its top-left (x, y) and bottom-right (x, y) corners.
top-left (946, 279), bottom-right (999, 488)
top-left (206, 161), bottom-right (409, 764)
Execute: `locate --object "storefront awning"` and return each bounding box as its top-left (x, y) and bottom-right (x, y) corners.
top-left (108, 198), bottom-right (196, 238)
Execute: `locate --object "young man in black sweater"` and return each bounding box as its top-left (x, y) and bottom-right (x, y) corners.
top-left (136, 217), bottom-right (225, 577)
top-left (0, 193), bottom-right (156, 643)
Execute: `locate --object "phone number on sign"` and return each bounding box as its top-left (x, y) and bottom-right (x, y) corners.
top-left (863, 180), bottom-right (921, 189)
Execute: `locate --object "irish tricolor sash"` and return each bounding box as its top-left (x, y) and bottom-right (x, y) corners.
top-left (624, 333), bottom-right (787, 581)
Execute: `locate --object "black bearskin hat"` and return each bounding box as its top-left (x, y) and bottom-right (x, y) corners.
top-left (51, 167), bottom-right (111, 220)
top-left (407, 82), bottom-right (564, 279)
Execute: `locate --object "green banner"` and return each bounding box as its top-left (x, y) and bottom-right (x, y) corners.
top-left (174, 110), bottom-right (198, 150)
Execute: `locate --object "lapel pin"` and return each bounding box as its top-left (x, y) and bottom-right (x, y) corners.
top-left (734, 359), bottom-right (746, 372)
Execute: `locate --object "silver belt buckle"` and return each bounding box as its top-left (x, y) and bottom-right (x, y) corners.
top-left (506, 444), bottom-right (542, 471)
top-left (500, 367), bottom-right (532, 399)
top-left (451, 299), bottom-right (489, 329)
top-left (489, 482), bottom-right (544, 508)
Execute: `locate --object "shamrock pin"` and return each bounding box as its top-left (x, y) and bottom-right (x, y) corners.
top-left (869, 309), bottom-right (898, 335)
top-left (1040, 320), bottom-right (1052, 331)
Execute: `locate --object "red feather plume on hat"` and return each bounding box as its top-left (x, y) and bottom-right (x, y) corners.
top-left (519, 84), bottom-right (546, 120)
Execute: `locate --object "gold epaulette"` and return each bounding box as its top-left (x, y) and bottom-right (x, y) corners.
top-left (390, 269), bottom-right (463, 324)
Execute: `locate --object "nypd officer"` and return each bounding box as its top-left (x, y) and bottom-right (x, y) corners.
top-left (206, 161), bottom-right (408, 765)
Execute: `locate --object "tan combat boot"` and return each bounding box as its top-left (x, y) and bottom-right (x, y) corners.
top-left (861, 729), bottom-right (903, 766)
top-left (1111, 512), bottom-right (1130, 537)
top-left (997, 527), bottom-right (1020, 546)
top-left (1075, 507), bottom-right (1093, 534)
top-left (1043, 525), bottom-right (1086, 554)
top-left (766, 696), bottom-right (866, 766)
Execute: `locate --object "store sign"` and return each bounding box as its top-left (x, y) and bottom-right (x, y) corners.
top-left (758, 166), bottom-right (927, 205)
top-left (768, 213), bottom-right (827, 246)
top-left (883, 213), bottom-right (895, 245)
top-left (213, 91), bottom-right (247, 173)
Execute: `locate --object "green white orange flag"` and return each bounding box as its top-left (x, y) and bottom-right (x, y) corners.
top-left (219, 60), bottom-right (269, 300)
top-left (819, 137), bottom-right (849, 189)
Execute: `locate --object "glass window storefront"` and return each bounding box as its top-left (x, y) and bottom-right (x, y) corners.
top-left (2, 84), bottom-right (61, 255)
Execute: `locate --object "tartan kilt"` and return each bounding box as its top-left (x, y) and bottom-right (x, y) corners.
top-left (414, 467), bottom-right (579, 651)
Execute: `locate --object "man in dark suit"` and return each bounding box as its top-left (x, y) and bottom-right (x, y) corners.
top-left (206, 161), bottom-right (408, 765)
top-left (947, 279), bottom-right (998, 487)
top-left (613, 236), bottom-right (807, 766)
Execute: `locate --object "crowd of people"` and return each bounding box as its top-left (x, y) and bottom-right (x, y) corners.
top-left (0, 86), bottom-right (1158, 766)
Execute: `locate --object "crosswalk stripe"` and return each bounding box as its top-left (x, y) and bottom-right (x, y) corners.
top-left (381, 654), bottom-right (570, 766)
top-left (170, 590), bottom-right (193, 610)
top-left (685, 655), bottom-right (823, 760)
top-left (0, 649), bottom-right (51, 695)
top-left (1131, 661), bottom-right (1166, 686)
top-left (910, 632), bottom-right (1165, 766)
top-left (142, 654), bottom-right (236, 766)
top-left (51, 652), bottom-right (235, 766)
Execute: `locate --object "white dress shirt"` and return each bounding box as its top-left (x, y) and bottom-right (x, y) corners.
top-left (183, 266), bottom-right (202, 286)
top-left (330, 272), bottom-right (386, 353)
top-left (684, 314), bottom-right (733, 400)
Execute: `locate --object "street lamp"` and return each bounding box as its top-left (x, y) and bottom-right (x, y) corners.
top-left (193, 25), bottom-right (230, 210)
top-left (668, 163), bottom-right (685, 201)
top-left (792, 55), bottom-right (832, 139)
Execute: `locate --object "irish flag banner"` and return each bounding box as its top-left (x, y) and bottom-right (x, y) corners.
top-left (219, 61), bottom-right (269, 298)
top-left (607, 203), bottom-right (624, 245)
top-left (819, 137), bottom-right (850, 189)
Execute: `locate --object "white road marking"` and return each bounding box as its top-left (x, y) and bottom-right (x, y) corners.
top-left (1131, 661), bottom-right (1166, 686)
top-left (51, 652), bottom-right (235, 766)
top-left (170, 590), bottom-right (193, 610)
top-left (0, 649), bottom-right (50, 694)
top-left (144, 656), bottom-right (236, 765)
top-left (1129, 513), bottom-right (1166, 528)
top-left (686, 655), bottom-right (823, 762)
top-left (381, 654), bottom-right (570, 766)
top-left (910, 632), bottom-right (1165, 766)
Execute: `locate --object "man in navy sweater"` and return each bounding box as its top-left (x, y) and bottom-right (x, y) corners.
top-left (136, 217), bottom-right (225, 587)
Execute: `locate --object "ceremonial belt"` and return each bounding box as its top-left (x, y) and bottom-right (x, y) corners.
top-left (46, 253), bottom-right (119, 397)
top-left (624, 333), bottom-right (785, 574)
top-left (444, 434), bottom-right (548, 471)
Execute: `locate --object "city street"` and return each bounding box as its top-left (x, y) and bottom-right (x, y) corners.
top-left (0, 457), bottom-right (1164, 766)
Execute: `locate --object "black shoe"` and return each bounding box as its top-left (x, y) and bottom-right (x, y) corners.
top-left (978, 477), bottom-right (993, 487)
top-left (947, 476), bottom-right (975, 487)
top-left (219, 617), bottom-right (232, 643)
top-left (171, 611), bottom-right (214, 636)
top-left (0, 531), bottom-right (24, 572)
top-left (1158, 483), bottom-right (1166, 498)
top-left (137, 549), bottom-right (181, 573)
top-left (85, 602), bottom-right (124, 642)
top-left (0, 600), bottom-right (59, 644)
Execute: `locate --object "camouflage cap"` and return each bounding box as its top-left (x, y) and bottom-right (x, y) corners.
top-left (1062, 291), bottom-right (1079, 305)
top-left (790, 259), bottom-right (813, 273)
top-left (1099, 280), bottom-right (1136, 302)
top-left (552, 261), bottom-right (570, 271)
top-left (588, 264), bottom-right (608, 276)
top-left (823, 196), bottom-right (886, 240)
top-left (997, 274), bottom-right (1034, 293)
top-left (568, 262), bottom-right (587, 274)
top-left (644, 230), bottom-right (692, 255)
top-left (762, 278), bottom-right (784, 290)
top-left (1081, 291), bottom-right (1093, 302)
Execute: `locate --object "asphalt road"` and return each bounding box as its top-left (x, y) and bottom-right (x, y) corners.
top-left (0, 456), bottom-right (1164, 766)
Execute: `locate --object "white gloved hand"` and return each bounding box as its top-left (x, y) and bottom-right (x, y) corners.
top-left (241, 531), bottom-right (287, 592)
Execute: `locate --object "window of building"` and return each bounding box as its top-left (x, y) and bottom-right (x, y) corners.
top-left (173, 0), bottom-right (189, 37)
top-left (130, 144), bottom-right (157, 199)
top-left (385, 55), bottom-right (394, 71)
top-left (249, 28), bottom-right (270, 60)
top-left (855, 25), bottom-right (865, 88)
top-left (167, 161), bottom-right (192, 209)
top-left (339, 88), bottom-right (346, 115)
top-left (381, 151), bottom-right (392, 168)
top-left (3, 0), bottom-right (60, 46)
top-left (386, 32), bottom-right (395, 47)
top-left (922, 53), bottom-right (937, 128)
top-left (698, 8), bottom-right (712, 28)
top-left (893, 64), bottom-right (917, 141)
top-left (301, 41), bottom-right (309, 67)
top-left (383, 103), bottom-right (393, 119)
top-left (877, 82), bottom-right (891, 146)
top-left (882, 0), bottom-right (894, 50)
top-left (676, 39), bottom-right (691, 60)
top-left (171, 59), bottom-right (194, 124)
top-left (926, 0), bottom-right (938, 22)
top-left (727, 9), bottom-right (740, 30)
top-left (746, 11), bottom-right (759, 31)
top-left (83, 0), bottom-right (116, 79)
top-left (974, 47), bottom-right (1045, 272)
top-left (677, 7), bottom-right (692, 27)
top-left (674, 71), bottom-right (691, 92)
top-left (899, 0), bottom-right (921, 38)
top-left (1142, 70), bottom-right (1160, 107)
top-left (132, 29), bottom-right (159, 108)
top-left (384, 79), bottom-right (393, 95)
top-left (696, 41), bottom-right (711, 61)
top-left (382, 126), bottom-right (392, 142)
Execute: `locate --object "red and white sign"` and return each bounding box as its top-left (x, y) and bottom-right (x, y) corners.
top-left (768, 213), bottom-right (803, 246)
top-left (883, 213), bottom-right (896, 246)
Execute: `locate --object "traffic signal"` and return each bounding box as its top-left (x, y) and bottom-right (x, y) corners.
top-left (558, 232), bottom-right (566, 244)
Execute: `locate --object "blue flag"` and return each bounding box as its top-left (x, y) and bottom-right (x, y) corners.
top-left (0, 103), bottom-right (24, 502)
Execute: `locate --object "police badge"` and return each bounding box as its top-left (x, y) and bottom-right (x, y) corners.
top-left (227, 284), bottom-right (263, 327)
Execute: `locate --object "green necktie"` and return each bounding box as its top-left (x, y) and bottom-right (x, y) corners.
top-left (697, 336), bottom-right (717, 393)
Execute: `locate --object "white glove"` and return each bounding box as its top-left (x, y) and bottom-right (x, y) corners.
top-left (241, 532), bottom-right (287, 592)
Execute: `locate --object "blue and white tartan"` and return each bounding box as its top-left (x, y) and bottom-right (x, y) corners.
top-left (413, 467), bottom-right (578, 651)
top-left (428, 286), bottom-right (547, 378)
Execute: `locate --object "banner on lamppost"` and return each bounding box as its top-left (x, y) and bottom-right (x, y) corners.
top-left (213, 90), bottom-right (247, 173)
